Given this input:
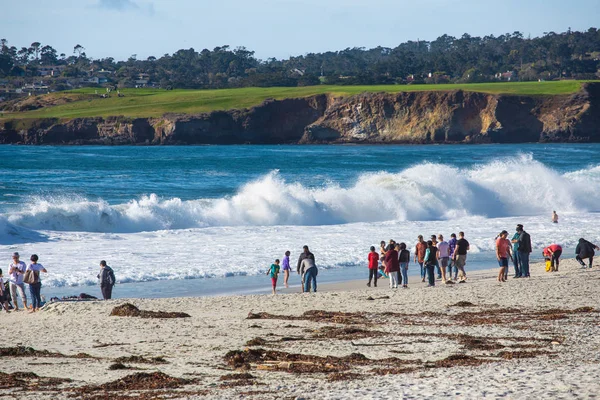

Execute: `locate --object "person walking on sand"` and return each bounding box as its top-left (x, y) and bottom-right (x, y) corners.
top-left (385, 243), bottom-right (400, 289)
top-left (496, 231), bottom-right (512, 283)
top-left (543, 244), bottom-right (562, 272)
top-left (367, 246), bottom-right (379, 287)
top-left (398, 243), bottom-right (410, 288)
top-left (511, 229), bottom-right (521, 278)
top-left (281, 251), bottom-right (291, 288)
top-left (437, 234), bottom-right (450, 283)
top-left (25, 254), bottom-right (47, 312)
top-left (448, 233), bottom-right (458, 280)
top-left (8, 252), bottom-right (28, 311)
top-left (516, 225), bottom-right (532, 278)
top-left (266, 259), bottom-right (281, 295)
top-left (575, 238), bottom-right (599, 269)
top-left (423, 240), bottom-right (438, 287)
top-left (300, 256), bottom-right (318, 293)
top-left (297, 246), bottom-right (315, 292)
top-left (453, 232), bottom-right (470, 283)
top-left (430, 235), bottom-right (442, 279)
top-left (415, 235), bottom-right (428, 282)
top-left (97, 260), bottom-right (116, 300)
top-left (552, 211), bottom-right (558, 224)
top-left (0, 269), bottom-right (11, 313)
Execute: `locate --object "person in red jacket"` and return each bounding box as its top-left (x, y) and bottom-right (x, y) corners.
top-left (367, 246), bottom-right (379, 287)
top-left (543, 244), bottom-right (563, 272)
top-left (385, 245), bottom-right (400, 289)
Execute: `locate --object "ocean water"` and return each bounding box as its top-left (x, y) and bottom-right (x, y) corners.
top-left (1, 144), bottom-right (599, 299)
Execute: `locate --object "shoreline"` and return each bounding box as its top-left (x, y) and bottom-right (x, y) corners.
top-left (1, 258), bottom-right (599, 399)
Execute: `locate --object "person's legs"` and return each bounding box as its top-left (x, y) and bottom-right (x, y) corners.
top-left (368, 269), bottom-right (375, 286)
top-left (29, 284), bottom-right (37, 309)
top-left (436, 261), bottom-right (442, 279)
top-left (16, 283), bottom-right (28, 309)
top-left (284, 270), bottom-right (289, 287)
top-left (513, 251), bottom-right (521, 277)
top-left (520, 252), bottom-right (530, 277)
top-left (440, 258), bottom-right (448, 282)
top-left (390, 272), bottom-right (398, 288)
top-left (10, 283), bottom-right (19, 310)
top-left (446, 259), bottom-right (453, 279)
top-left (271, 278), bottom-right (277, 295)
top-left (576, 255), bottom-right (586, 267)
top-left (400, 263), bottom-right (408, 287)
top-left (419, 262), bottom-right (425, 281)
top-left (310, 269), bottom-right (317, 292)
top-left (426, 265), bottom-right (435, 286)
top-left (589, 256), bottom-right (594, 268)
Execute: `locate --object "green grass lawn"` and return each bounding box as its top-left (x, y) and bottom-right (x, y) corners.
top-left (2, 80), bottom-right (595, 120)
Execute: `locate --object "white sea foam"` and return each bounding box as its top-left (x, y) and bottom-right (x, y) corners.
top-left (5, 155), bottom-right (599, 233)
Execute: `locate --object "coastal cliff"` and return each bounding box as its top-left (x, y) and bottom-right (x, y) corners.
top-left (1, 83), bottom-right (599, 145)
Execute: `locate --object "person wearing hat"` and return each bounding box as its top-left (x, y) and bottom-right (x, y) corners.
top-left (8, 252), bottom-right (28, 311)
top-left (516, 225), bottom-right (532, 278)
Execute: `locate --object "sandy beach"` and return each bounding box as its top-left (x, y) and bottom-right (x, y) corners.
top-left (1, 258), bottom-right (599, 399)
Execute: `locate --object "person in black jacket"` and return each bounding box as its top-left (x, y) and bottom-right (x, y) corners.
top-left (516, 225), bottom-right (532, 278)
top-left (576, 238), bottom-right (599, 269)
top-left (97, 260), bottom-right (116, 300)
top-left (297, 246), bottom-right (315, 292)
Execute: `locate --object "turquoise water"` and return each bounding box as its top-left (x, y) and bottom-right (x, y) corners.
top-left (1, 144), bottom-right (599, 298)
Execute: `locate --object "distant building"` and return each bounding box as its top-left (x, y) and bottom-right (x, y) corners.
top-left (495, 71), bottom-right (517, 81)
top-left (38, 65), bottom-right (66, 77)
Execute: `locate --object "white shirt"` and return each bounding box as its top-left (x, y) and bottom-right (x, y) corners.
top-left (437, 241), bottom-right (450, 258)
top-left (8, 261), bottom-right (26, 285)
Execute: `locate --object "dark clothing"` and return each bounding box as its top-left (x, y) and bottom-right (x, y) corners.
top-left (98, 266), bottom-right (116, 286)
top-left (101, 284), bottom-right (113, 300)
top-left (98, 266), bottom-right (115, 300)
top-left (398, 249), bottom-right (410, 263)
top-left (518, 231), bottom-right (532, 253)
top-left (425, 246), bottom-right (438, 266)
top-left (426, 265), bottom-right (435, 286)
top-left (385, 250), bottom-right (400, 273)
top-left (576, 239), bottom-right (597, 259)
top-left (456, 239), bottom-right (469, 255)
top-left (368, 269), bottom-right (378, 286)
top-left (304, 267), bottom-right (317, 292)
top-left (297, 251), bottom-right (315, 274)
top-left (576, 255), bottom-right (593, 268)
top-left (29, 282), bottom-right (42, 309)
top-left (550, 249), bottom-right (562, 270)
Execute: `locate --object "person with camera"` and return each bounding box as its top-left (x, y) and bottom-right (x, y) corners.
top-left (8, 252), bottom-right (28, 311)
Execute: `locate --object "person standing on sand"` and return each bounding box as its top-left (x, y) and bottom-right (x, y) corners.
top-left (543, 244), bottom-right (562, 272)
top-left (384, 244), bottom-right (400, 289)
top-left (367, 246), bottom-right (379, 287)
top-left (415, 235), bottom-right (428, 282)
top-left (25, 254), bottom-right (47, 312)
top-left (398, 243), bottom-right (410, 288)
top-left (552, 211), bottom-right (559, 224)
top-left (300, 256), bottom-right (317, 293)
top-left (511, 229), bottom-right (521, 278)
top-left (8, 252), bottom-right (28, 311)
top-left (448, 233), bottom-right (458, 280)
top-left (97, 260), bottom-right (116, 300)
top-left (437, 235), bottom-right (450, 283)
top-left (453, 232), bottom-right (470, 283)
top-left (516, 225), bottom-right (532, 278)
top-left (297, 246), bottom-right (315, 292)
top-left (266, 259), bottom-right (280, 295)
top-left (281, 251), bottom-right (291, 288)
top-left (423, 241), bottom-right (438, 287)
top-left (0, 269), bottom-right (11, 313)
top-left (496, 231), bottom-right (512, 283)
top-left (575, 238), bottom-right (599, 269)
top-left (430, 235), bottom-right (442, 279)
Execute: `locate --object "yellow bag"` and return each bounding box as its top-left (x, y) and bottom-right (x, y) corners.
top-left (545, 259), bottom-right (552, 272)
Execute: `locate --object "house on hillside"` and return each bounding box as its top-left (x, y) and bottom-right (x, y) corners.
top-left (495, 70), bottom-right (517, 81)
top-left (38, 65), bottom-right (66, 77)
top-left (135, 73), bottom-right (150, 87)
top-left (290, 68), bottom-right (305, 76)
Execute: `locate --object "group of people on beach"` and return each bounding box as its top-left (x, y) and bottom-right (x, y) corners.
top-left (266, 223), bottom-right (599, 294)
top-left (0, 253), bottom-right (117, 313)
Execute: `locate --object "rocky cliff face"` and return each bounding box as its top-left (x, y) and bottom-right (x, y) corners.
top-left (1, 84), bottom-right (598, 145)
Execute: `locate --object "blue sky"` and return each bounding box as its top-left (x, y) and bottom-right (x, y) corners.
top-left (2, 0), bottom-right (599, 61)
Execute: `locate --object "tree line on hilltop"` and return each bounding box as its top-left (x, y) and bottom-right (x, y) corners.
top-left (1, 27), bottom-right (599, 91)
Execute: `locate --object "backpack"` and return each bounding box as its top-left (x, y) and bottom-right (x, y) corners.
top-left (23, 269), bottom-right (39, 284)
